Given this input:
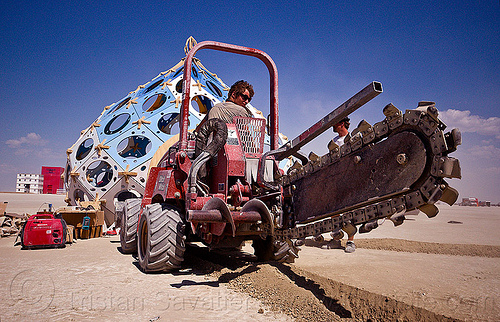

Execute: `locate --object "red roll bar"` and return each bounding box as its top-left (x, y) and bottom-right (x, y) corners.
top-left (179, 41), bottom-right (279, 150)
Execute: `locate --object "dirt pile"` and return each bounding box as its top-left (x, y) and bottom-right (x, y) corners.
top-left (186, 245), bottom-right (461, 321)
top-left (211, 262), bottom-right (460, 321)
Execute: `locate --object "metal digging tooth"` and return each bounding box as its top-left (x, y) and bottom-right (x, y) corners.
top-left (440, 185), bottom-right (459, 206)
top-left (327, 140), bottom-right (339, 152)
top-left (359, 220), bottom-right (378, 233)
top-left (308, 151), bottom-right (320, 163)
top-left (287, 161), bottom-right (302, 175)
top-left (294, 239), bottom-right (305, 247)
top-left (389, 213), bottom-right (406, 226)
top-left (383, 103), bottom-right (401, 117)
top-left (330, 230), bottom-right (344, 240)
top-left (355, 119), bottom-right (372, 134)
top-left (355, 119), bottom-right (375, 144)
top-left (417, 101), bottom-right (438, 121)
top-left (313, 234), bottom-right (324, 242)
top-left (418, 204), bottom-right (439, 218)
top-left (444, 128), bottom-right (462, 153)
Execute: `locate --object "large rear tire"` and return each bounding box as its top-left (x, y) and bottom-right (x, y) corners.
top-left (137, 203), bottom-right (186, 273)
top-left (120, 198), bottom-right (141, 254)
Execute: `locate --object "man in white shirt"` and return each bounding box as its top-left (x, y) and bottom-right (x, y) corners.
top-left (207, 80), bottom-right (253, 123)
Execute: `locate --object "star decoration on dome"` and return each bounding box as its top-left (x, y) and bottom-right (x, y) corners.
top-left (126, 98), bottom-right (138, 109)
top-left (162, 79), bottom-right (172, 90)
top-left (130, 84), bottom-right (146, 95)
top-left (101, 105), bottom-right (113, 115)
top-left (118, 164), bottom-right (137, 184)
top-left (79, 192), bottom-right (106, 209)
top-left (94, 139), bottom-right (110, 157)
top-left (90, 121), bottom-right (101, 130)
top-left (192, 80), bottom-right (205, 91)
top-left (69, 171), bottom-right (80, 183)
top-left (132, 116), bottom-right (151, 129)
top-left (131, 142), bottom-right (140, 153)
top-left (171, 96), bottom-right (182, 109)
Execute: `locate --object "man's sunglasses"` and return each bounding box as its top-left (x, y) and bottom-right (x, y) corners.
top-left (239, 93), bottom-right (252, 102)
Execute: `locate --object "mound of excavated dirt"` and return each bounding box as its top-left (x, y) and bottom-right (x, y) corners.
top-left (184, 245), bottom-right (460, 321)
top-left (209, 262), bottom-right (459, 322)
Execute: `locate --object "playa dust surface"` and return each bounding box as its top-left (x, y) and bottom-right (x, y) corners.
top-left (0, 193), bottom-right (499, 321)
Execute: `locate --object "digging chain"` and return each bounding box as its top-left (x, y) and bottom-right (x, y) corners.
top-left (272, 103), bottom-right (461, 241)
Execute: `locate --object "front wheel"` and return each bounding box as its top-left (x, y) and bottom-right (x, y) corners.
top-left (137, 203), bottom-right (186, 273)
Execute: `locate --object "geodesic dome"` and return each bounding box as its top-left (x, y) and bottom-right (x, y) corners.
top-left (63, 37), bottom-right (277, 225)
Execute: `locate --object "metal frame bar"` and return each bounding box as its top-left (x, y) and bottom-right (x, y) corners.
top-left (180, 41), bottom-right (279, 150)
top-left (275, 81), bottom-right (383, 160)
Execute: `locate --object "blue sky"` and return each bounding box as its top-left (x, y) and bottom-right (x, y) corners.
top-left (0, 1), bottom-right (499, 202)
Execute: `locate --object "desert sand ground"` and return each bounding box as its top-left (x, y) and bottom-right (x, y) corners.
top-left (0, 192), bottom-right (499, 321)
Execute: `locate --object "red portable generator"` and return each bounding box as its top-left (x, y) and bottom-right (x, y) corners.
top-left (21, 213), bottom-right (67, 249)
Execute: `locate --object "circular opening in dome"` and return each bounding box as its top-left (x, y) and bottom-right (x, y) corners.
top-left (144, 79), bottom-right (163, 94)
top-left (175, 79), bottom-right (183, 93)
top-left (76, 138), bottom-right (94, 160)
top-left (192, 66), bottom-right (198, 78)
top-left (206, 81), bottom-right (223, 97)
top-left (158, 113), bottom-right (181, 135)
top-left (191, 95), bottom-right (213, 115)
top-left (142, 94), bottom-right (166, 112)
top-left (73, 189), bottom-right (89, 202)
top-left (86, 160), bottom-right (113, 187)
top-left (104, 113), bottom-right (130, 134)
top-left (109, 97), bottom-right (131, 114)
top-left (114, 190), bottom-right (141, 202)
top-left (117, 135), bottom-right (152, 159)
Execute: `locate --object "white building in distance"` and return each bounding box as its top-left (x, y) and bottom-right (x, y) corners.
top-left (16, 173), bottom-right (44, 194)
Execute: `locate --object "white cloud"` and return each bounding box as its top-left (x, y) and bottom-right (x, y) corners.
top-left (439, 109), bottom-right (500, 139)
top-left (3, 133), bottom-right (63, 160)
top-left (5, 133), bottom-right (48, 148)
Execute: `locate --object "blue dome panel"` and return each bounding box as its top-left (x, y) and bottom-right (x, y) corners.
top-left (102, 124), bottom-right (164, 171)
